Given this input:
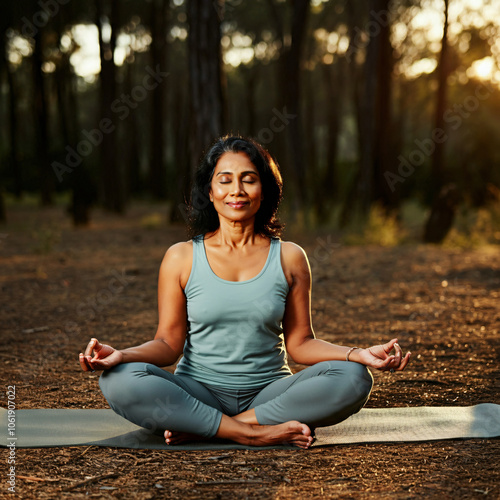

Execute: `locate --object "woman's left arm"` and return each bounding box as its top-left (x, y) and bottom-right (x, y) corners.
top-left (281, 242), bottom-right (411, 372)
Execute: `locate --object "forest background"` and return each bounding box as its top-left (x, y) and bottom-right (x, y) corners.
top-left (1, 0), bottom-right (500, 245)
top-left (1, 3), bottom-right (500, 496)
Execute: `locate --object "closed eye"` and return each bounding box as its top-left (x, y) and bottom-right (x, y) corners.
top-left (218, 177), bottom-right (257, 184)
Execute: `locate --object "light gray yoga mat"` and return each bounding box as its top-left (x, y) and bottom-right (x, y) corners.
top-left (1, 404), bottom-right (499, 450)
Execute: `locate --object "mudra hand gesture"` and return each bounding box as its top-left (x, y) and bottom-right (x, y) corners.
top-left (357, 338), bottom-right (411, 372)
top-left (79, 338), bottom-right (122, 372)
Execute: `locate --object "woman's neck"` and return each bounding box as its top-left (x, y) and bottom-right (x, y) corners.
top-left (209, 218), bottom-right (260, 249)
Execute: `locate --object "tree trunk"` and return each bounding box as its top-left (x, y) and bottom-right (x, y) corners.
top-left (424, 0), bottom-right (453, 243)
top-left (244, 65), bottom-right (258, 136)
top-left (54, 42), bottom-right (74, 147)
top-left (264, 0), bottom-right (311, 216)
top-left (304, 67), bottom-right (318, 214)
top-left (0, 191), bottom-right (5, 223)
top-left (341, 0), bottom-right (393, 225)
top-left (96, 0), bottom-right (123, 213)
top-left (187, 0), bottom-right (227, 174)
top-left (339, 1), bottom-right (365, 227)
top-left (169, 82), bottom-right (191, 224)
top-left (354, 5), bottom-right (379, 215)
top-left (125, 57), bottom-right (142, 197)
top-left (283, 0), bottom-right (311, 211)
top-left (431, 0), bottom-right (449, 193)
top-left (372, 0), bottom-right (398, 211)
top-left (2, 32), bottom-right (21, 198)
top-left (149, 0), bottom-right (168, 199)
top-left (33, 28), bottom-right (53, 206)
top-left (316, 60), bottom-right (344, 223)
top-left (54, 7), bottom-right (78, 149)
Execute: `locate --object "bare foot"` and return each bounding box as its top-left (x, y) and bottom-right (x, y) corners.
top-left (164, 430), bottom-right (207, 445)
top-left (165, 417), bottom-right (313, 449)
top-left (247, 420), bottom-right (313, 449)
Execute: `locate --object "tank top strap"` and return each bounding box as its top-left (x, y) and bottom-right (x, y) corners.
top-left (269, 236), bottom-right (280, 264)
top-left (191, 235), bottom-right (211, 276)
top-left (188, 235), bottom-right (283, 287)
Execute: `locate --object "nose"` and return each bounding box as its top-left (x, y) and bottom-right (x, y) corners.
top-left (230, 179), bottom-right (245, 195)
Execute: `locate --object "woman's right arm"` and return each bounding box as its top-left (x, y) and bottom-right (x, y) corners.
top-left (79, 242), bottom-right (192, 371)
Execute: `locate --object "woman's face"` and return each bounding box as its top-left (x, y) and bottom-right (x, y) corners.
top-left (210, 152), bottom-right (263, 224)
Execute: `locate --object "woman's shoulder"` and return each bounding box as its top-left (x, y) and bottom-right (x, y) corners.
top-left (280, 240), bottom-right (308, 263)
top-left (164, 240), bottom-right (194, 260)
top-left (160, 241), bottom-right (194, 287)
top-left (279, 240), bottom-right (310, 285)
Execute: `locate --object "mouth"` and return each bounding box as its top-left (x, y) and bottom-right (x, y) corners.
top-left (226, 202), bottom-right (249, 209)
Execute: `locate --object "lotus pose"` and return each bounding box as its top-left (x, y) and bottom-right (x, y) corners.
top-left (80, 135), bottom-right (411, 449)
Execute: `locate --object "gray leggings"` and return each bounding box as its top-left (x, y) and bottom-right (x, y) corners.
top-left (99, 361), bottom-right (373, 438)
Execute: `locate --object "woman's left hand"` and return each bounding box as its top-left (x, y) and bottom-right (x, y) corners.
top-left (356, 338), bottom-right (411, 372)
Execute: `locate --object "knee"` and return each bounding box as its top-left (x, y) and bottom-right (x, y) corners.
top-left (344, 362), bottom-right (373, 402)
top-left (320, 360), bottom-right (373, 403)
top-left (99, 363), bottom-right (147, 407)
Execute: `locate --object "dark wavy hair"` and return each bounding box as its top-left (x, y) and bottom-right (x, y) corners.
top-left (187, 135), bottom-right (284, 239)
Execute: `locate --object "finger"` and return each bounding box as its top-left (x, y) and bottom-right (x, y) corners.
top-left (85, 355), bottom-right (99, 371)
top-left (79, 353), bottom-right (89, 371)
top-left (376, 355), bottom-right (395, 370)
top-left (396, 352), bottom-right (411, 371)
top-left (382, 338), bottom-right (398, 354)
top-left (386, 357), bottom-right (398, 371)
top-left (93, 339), bottom-right (103, 354)
top-left (84, 338), bottom-right (98, 357)
top-left (91, 354), bottom-right (104, 365)
top-left (80, 353), bottom-right (96, 372)
top-left (393, 342), bottom-right (403, 364)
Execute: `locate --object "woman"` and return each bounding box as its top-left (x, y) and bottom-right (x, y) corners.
top-left (80, 135), bottom-right (411, 449)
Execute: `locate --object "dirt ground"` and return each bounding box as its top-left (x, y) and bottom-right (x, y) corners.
top-left (1, 203), bottom-right (499, 499)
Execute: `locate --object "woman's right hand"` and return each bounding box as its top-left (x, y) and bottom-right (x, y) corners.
top-left (79, 338), bottom-right (123, 372)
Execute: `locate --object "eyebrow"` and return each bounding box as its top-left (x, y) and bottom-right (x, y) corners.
top-left (216, 170), bottom-right (259, 177)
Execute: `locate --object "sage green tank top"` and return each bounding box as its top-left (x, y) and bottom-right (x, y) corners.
top-left (174, 236), bottom-right (292, 389)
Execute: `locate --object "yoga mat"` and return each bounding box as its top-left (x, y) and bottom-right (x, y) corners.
top-left (1, 404), bottom-right (499, 450)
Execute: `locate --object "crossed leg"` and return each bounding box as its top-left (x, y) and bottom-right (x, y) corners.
top-left (162, 361), bottom-right (373, 448)
top-left (100, 363), bottom-right (314, 448)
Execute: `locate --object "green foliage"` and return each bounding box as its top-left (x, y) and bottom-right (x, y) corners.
top-left (140, 212), bottom-right (164, 229)
top-left (338, 197), bottom-right (500, 248)
top-left (443, 200), bottom-right (500, 248)
top-left (341, 204), bottom-right (406, 247)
